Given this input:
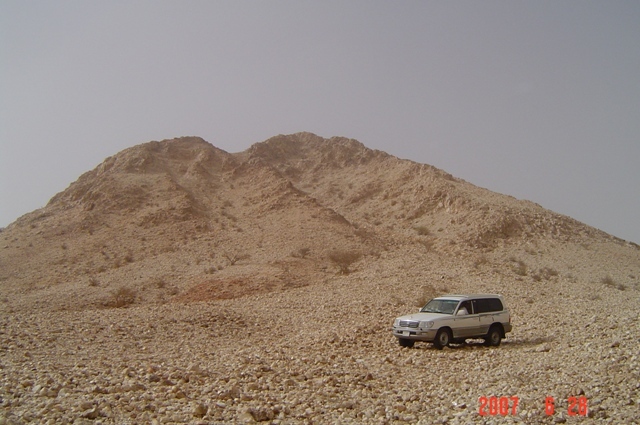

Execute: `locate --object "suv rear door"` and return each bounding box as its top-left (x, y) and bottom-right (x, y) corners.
top-left (475, 298), bottom-right (505, 335)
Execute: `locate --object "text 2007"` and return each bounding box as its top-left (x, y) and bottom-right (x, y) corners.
top-left (478, 396), bottom-right (519, 416)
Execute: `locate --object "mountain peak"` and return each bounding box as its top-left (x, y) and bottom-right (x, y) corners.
top-left (1, 132), bottom-right (637, 314)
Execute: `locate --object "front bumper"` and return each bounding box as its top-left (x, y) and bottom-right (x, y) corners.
top-left (392, 327), bottom-right (437, 341)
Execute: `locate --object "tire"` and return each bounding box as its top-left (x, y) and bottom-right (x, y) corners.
top-left (485, 325), bottom-right (502, 347)
top-left (433, 328), bottom-right (451, 350)
top-left (398, 338), bottom-right (415, 348)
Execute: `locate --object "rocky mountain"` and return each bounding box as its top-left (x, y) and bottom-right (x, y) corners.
top-left (1, 133), bottom-right (638, 424)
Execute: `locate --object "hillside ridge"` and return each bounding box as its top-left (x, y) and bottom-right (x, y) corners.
top-left (0, 132), bottom-right (637, 313)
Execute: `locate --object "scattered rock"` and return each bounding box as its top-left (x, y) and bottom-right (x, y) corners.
top-left (192, 402), bottom-right (207, 418)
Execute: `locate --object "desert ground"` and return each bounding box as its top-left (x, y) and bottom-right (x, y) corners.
top-left (1, 133), bottom-right (638, 424)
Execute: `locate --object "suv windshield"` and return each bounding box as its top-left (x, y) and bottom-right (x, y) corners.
top-left (420, 299), bottom-right (459, 315)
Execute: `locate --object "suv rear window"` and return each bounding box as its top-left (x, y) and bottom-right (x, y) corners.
top-left (474, 298), bottom-right (504, 313)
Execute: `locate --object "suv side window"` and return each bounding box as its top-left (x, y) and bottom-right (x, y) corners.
top-left (475, 298), bottom-right (504, 313)
top-left (459, 300), bottom-right (473, 314)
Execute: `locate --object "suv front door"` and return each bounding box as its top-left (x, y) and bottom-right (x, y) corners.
top-left (452, 300), bottom-right (478, 338)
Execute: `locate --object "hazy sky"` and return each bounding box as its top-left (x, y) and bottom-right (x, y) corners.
top-left (2, 1), bottom-right (639, 243)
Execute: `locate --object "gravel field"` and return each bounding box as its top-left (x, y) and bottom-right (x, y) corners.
top-left (1, 268), bottom-right (638, 425)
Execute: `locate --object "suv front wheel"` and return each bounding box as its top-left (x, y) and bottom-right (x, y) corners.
top-left (433, 328), bottom-right (452, 349)
top-left (398, 338), bottom-right (415, 348)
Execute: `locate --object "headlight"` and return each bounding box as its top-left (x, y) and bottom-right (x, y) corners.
top-left (419, 321), bottom-right (434, 329)
top-left (393, 319), bottom-right (400, 327)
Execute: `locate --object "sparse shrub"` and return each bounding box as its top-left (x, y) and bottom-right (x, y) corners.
top-left (418, 238), bottom-right (435, 251)
top-left (355, 228), bottom-right (375, 241)
top-left (415, 285), bottom-right (437, 308)
top-left (107, 286), bottom-right (137, 308)
top-left (511, 259), bottom-right (528, 276)
top-left (601, 276), bottom-right (627, 291)
top-left (88, 276), bottom-right (100, 287)
top-left (349, 182), bottom-right (382, 204)
top-left (124, 252), bottom-right (134, 263)
top-left (473, 255), bottom-right (489, 268)
top-left (154, 278), bottom-right (167, 288)
top-left (532, 267), bottom-right (558, 282)
top-left (601, 275), bottom-right (615, 287)
top-left (221, 210), bottom-right (237, 222)
top-left (328, 250), bottom-right (362, 275)
top-left (414, 226), bottom-right (430, 236)
top-left (291, 247), bottom-right (311, 259)
top-left (224, 251), bottom-right (250, 265)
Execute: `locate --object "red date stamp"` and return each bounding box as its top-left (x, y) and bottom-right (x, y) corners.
top-left (545, 396), bottom-right (589, 416)
top-left (478, 396), bottom-right (589, 417)
top-left (478, 396), bottom-right (519, 416)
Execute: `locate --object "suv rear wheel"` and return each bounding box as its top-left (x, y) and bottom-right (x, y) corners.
top-left (433, 328), bottom-right (452, 349)
top-left (484, 325), bottom-right (502, 347)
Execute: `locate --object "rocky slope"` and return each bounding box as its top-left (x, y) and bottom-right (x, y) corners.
top-left (1, 133), bottom-right (639, 424)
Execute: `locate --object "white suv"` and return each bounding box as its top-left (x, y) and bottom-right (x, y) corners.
top-left (392, 294), bottom-right (512, 349)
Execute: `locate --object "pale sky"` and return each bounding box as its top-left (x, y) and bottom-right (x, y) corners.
top-left (2, 1), bottom-right (639, 243)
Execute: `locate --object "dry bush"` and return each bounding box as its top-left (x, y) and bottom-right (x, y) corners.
top-left (328, 250), bottom-right (362, 275)
top-left (601, 275), bottom-right (615, 287)
top-left (473, 255), bottom-right (489, 268)
top-left (291, 247), bottom-right (311, 259)
top-left (414, 226), bottom-right (430, 236)
top-left (418, 238), bottom-right (435, 251)
top-left (541, 267), bottom-right (559, 279)
top-left (153, 278), bottom-right (167, 288)
top-left (354, 228), bottom-right (376, 241)
top-left (106, 286), bottom-right (137, 308)
top-left (510, 258), bottom-right (528, 276)
top-left (124, 251), bottom-right (134, 263)
top-left (533, 267), bottom-right (558, 281)
top-left (601, 275), bottom-right (627, 291)
top-left (415, 284), bottom-right (438, 308)
top-left (349, 181), bottom-right (382, 204)
top-left (224, 251), bottom-right (250, 265)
